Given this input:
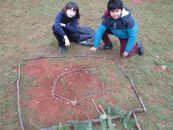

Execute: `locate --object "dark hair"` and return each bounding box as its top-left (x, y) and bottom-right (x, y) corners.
top-left (107, 0), bottom-right (123, 11)
top-left (62, 1), bottom-right (80, 19)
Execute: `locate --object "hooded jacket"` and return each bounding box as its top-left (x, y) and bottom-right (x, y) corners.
top-left (94, 7), bottom-right (138, 52)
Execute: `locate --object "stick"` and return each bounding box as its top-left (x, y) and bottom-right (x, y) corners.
top-left (10, 78), bottom-right (17, 87)
top-left (132, 112), bottom-right (142, 130)
top-left (5, 69), bottom-right (17, 76)
top-left (91, 98), bottom-right (101, 114)
top-left (54, 94), bottom-right (74, 103)
top-left (84, 112), bottom-right (90, 120)
top-left (99, 105), bottom-right (106, 114)
top-left (52, 68), bottom-right (104, 106)
top-left (71, 55), bottom-right (115, 60)
top-left (22, 54), bottom-right (115, 61)
top-left (116, 64), bottom-right (147, 112)
top-left (51, 69), bottom-right (78, 99)
top-left (54, 90), bottom-right (103, 106)
top-left (16, 64), bottom-right (24, 130)
top-left (77, 91), bottom-right (104, 104)
top-left (22, 55), bottom-right (65, 61)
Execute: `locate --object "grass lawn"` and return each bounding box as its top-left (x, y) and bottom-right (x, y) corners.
top-left (0, 0), bottom-right (173, 130)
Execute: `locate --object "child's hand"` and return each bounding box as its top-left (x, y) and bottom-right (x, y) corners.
top-left (64, 35), bottom-right (70, 46)
top-left (89, 47), bottom-right (97, 52)
top-left (60, 23), bottom-right (66, 27)
top-left (122, 51), bottom-right (129, 57)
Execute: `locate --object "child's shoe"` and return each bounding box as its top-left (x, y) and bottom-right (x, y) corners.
top-left (58, 46), bottom-right (67, 54)
top-left (137, 42), bottom-right (144, 56)
top-left (101, 42), bottom-right (113, 50)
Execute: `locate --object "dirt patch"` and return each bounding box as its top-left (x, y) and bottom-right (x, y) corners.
top-left (52, 68), bottom-right (103, 102)
top-left (131, 0), bottom-right (156, 5)
top-left (132, 0), bottom-right (143, 5)
top-left (153, 65), bottom-right (168, 73)
top-left (21, 59), bottom-right (118, 127)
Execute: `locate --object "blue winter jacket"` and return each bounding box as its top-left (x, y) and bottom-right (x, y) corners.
top-left (53, 11), bottom-right (78, 37)
top-left (94, 8), bottom-right (138, 52)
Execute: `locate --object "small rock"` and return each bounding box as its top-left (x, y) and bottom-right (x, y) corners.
top-left (161, 65), bottom-right (166, 69)
top-left (36, 101), bottom-right (40, 104)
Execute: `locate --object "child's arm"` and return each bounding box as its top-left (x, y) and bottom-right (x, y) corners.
top-left (54, 12), bottom-right (66, 37)
top-left (62, 19), bottom-right (78, 33)
top-left (54, 12), bottom-right (70, 46)
top-left (93, 23), bottom-right (107, 48)
top-left (89, 23), bottom-right (107, 52)
top-left (124, 18), bottom-right (138, 53)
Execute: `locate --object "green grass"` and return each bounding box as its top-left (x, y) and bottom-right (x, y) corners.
top-left (0, 0), bottom-right (173, 130)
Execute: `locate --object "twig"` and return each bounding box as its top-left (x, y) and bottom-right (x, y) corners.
top-left (75, 116), bottom-right (78, 122)
top-left (10, 78), bottom-right (17, 87)
top-left (54, 90), bottom-right (103, 106)
top-left (71, 55), bottom-right (115, 60)
top-left (52, 69), bottom-right (78, 99)
top-left (52, 68), bottom-right (104, 106)
top-left (84, 112), bottom-right (90, 120)
top-left (138, 97), bottom-right (147, 112)
top-left (99, 105), bottom-right (106, 114)
top-left (22, 55), bottom-right (64, 61)
top-left (77, 91), bottom-right (104, 104)
top-left (116, 64), bottom-right (147, 112)
top-left (52, 70), bottom-right (78, 105)
top-left (91, 98), bottom-right (101, 114)
top-left (132, 112), bottom-right (142, 130)
top-left (22, 54), bottom-right (115, 61)
top-left (16, 64), bottom-right (24, 130)
top-left (5, 69), bottom-right (17, 76)
top-left (52, 69), bottom-right (85, 106)
top-left (54, 94), bottom-right (74, 103)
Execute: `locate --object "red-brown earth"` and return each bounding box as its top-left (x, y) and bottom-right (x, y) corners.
top-left (21, 58), bottom-right (119, 127)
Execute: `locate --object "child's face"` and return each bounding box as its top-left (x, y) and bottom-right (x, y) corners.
top-left (110, 9), bottom-right (122, 19)
top-left (66, 8), bottom-right (76, 18)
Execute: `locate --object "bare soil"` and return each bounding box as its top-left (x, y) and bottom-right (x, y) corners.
top-left (21, 58), bottom-right (119, 127)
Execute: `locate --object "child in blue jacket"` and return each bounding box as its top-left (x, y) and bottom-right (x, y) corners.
top-left (52, 1), bottom-right (80, 54)
top-left (89, 0), bottom-right (144, 58)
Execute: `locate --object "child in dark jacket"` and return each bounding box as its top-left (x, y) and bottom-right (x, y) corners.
top-left (52, 1), bottom-right (80, 54)
top-left (89, 0), bottom-right (144, 58)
